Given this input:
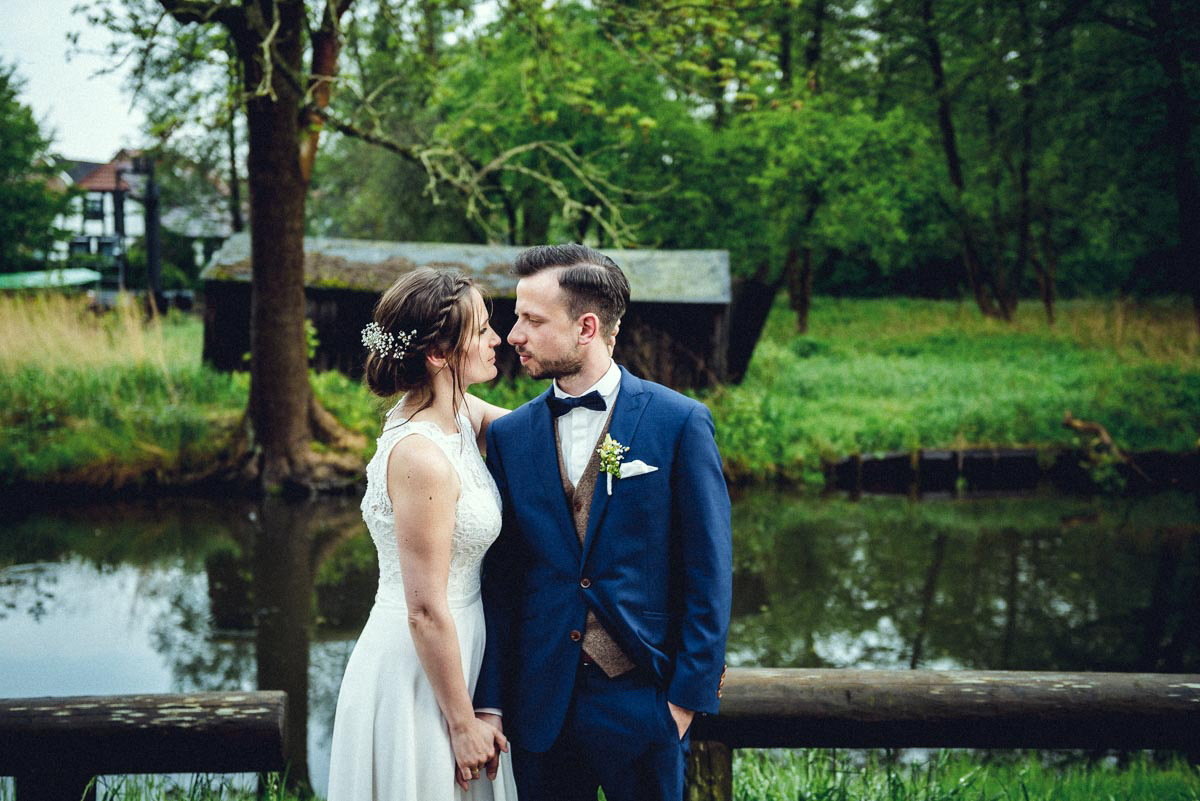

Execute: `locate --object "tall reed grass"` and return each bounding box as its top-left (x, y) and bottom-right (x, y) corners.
top-left (0, 292), bottom-right (199, 372)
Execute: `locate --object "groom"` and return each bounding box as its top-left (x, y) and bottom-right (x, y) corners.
top-left (474, 244), bottom-right (732, 801)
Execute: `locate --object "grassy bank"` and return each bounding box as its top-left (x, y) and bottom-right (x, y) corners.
top-left (704, 296), bottom-right (1200, 483)
top-left (0, 294), bottom-right (245, 488)
top-left (1, 293), bottom-right (1198, 490)
top-left (2, 751), bottom-right (1194, 800)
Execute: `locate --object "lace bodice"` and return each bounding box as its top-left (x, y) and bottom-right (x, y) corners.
top-left (361, 405), bottom-right (502, 605)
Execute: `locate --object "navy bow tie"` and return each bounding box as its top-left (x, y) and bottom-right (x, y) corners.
top-left (547, 390), bottom-right (607, 418)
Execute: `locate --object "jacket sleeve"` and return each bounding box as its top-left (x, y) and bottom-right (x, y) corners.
top-left (473, 422), bottom-right (522, 711)
top-left (666, 403), bottom-right (733, 715)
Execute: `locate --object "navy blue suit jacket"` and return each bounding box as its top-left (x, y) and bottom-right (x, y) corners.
top-left (474, 366), bottom-right (733, 753)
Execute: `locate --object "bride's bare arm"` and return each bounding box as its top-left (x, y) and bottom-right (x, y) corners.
top-left (387, 436), bottom-right (506, 788)
top-left (463, 393), bottom-right (510, 454)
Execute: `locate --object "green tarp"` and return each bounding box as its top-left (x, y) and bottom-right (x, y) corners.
top-left (0, 268), bottom-right (102, 290)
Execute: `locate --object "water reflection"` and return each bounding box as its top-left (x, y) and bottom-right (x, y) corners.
top-left (728, 490), bottom-right (1200, 673)
top-left (0, 490), bottom-right (1197, 797)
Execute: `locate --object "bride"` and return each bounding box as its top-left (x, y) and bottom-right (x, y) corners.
top-left (328, 268), bottom-right (516, 800)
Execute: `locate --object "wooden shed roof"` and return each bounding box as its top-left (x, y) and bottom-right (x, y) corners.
top-left (200, 233), bottom-right (730, 304)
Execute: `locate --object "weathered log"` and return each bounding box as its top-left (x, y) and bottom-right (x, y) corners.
top-left (685, 668), bottom-right (1200, 801)
top-left (691, 668), bottom-right (1200, 749)
top-left (0, 691), bottom-right (287, 798)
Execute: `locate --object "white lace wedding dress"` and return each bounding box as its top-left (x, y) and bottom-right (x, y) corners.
top-left (327, 406), bottom-right (518, 801)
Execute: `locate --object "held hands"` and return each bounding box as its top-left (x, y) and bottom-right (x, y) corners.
top-left (475, 712), bottom-right (505, 780)
top-left (450, 715), bottom-right (508, 791)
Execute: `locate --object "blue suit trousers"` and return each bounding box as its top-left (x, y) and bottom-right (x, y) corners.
top-left (511, 659), bottom-right (690, 801)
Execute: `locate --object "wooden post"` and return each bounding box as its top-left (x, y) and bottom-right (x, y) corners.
top-left (0, 691), bottom-right (286, 800)
top-left (685, 741), bottom-right (732, 801)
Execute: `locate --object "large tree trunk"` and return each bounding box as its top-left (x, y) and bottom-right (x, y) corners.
top-left (237, 1), bottom-right (315, 491)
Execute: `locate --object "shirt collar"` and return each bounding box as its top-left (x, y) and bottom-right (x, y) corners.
top-left (553, 359), bottom-right (621, 401)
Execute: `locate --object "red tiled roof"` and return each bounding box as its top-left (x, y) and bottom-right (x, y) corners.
top-left (76, 159), bottom-right (133, 192)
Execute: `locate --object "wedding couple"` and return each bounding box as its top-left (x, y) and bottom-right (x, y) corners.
top-left (327, 245), bottom-right (733, 801)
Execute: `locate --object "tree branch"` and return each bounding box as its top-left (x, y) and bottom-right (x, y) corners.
top-left (158, 0), bottom-right (245, 34)
top-left (299, 0), bottom-right (354, 182)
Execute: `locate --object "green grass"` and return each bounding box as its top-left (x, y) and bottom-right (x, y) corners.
top-left (2, 751), bottom-right (1194, 800)
top-left (2, 294), bottom-right (1198, 488)
top-left (734, 750), bottom-right (1200, 801)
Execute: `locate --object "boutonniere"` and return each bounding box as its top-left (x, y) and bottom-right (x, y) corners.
top-left (597, 434), bottom-right (630, 496)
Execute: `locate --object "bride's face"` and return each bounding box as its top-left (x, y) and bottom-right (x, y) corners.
top-left (458, 288), bottom-right (501, 387)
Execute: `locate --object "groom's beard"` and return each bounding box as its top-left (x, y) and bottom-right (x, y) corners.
top-left (521, 347), bottom-right (585, 381)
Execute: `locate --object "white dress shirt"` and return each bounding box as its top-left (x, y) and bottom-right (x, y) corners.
top-left (554, 360), bottom-right (622, 486)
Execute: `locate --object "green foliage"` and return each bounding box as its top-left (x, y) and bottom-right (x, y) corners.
top-left (0, 61), bottom-right (72, 271)
top-left (88, 0), bottom-right (1200, 305)
top-left (742, 96), bottom-right (944, 280)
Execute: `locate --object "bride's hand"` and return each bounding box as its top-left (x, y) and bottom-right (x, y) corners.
top-left (450, 717), bottom-right (506, 790)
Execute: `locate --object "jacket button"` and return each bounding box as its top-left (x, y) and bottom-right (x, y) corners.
top-left (574, 500), bottom-right (583, 512)
top-left (580, 577), bottom-right (592, 589)
top-left (569, 630), bottom-right (582, 642)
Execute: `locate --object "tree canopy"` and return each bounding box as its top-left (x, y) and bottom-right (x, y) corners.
top-left (0, 61), bottom-right (71, 273)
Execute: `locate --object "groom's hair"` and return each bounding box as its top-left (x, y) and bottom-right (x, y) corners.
top-left (513, 244), bottom-right (629, 335)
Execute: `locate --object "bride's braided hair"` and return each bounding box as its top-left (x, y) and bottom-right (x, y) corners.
top-left (364, 268), bottom-right (479, 408)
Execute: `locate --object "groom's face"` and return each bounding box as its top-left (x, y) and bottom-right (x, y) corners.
top-left (509, 269), bottom-right (585, 380)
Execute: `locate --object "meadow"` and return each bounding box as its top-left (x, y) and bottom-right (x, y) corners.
top-left (1, 292), bottom-right (1198, 490)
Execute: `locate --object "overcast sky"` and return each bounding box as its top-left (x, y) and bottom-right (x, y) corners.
top-left (0, 0), bottom-right (144, 161)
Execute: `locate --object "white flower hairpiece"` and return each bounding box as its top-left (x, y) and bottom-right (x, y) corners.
top-left (361, 322), bottom-right (417, 359)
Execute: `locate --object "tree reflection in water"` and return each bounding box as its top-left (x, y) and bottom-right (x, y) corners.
top-left (1, 489), bottom-right (1198, 796)
top-left (727, 489), bottom-right (1200, 673)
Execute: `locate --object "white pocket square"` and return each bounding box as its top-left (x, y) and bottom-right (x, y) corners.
top-left (619, 460), bottom-right (658, 479)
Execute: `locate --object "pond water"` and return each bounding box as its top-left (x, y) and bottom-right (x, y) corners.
top-left (1, 489), bottom-right (1197, 796)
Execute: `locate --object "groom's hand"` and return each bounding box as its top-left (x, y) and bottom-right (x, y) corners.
top-left (667, 701), bottom-right (695, 741)
top-left (475, 712), bottom-right (505, 779)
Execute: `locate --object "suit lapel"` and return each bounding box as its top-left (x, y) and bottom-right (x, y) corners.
top-left (581, 367), bottom-right (649, 564)
top-left (528, 387), bottom-right (579, 552)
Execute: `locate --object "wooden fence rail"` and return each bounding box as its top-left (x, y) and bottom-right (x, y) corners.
top-left (0, 691), bottom-right (286, 801)
top-left (3, 671), bottom-right (1199, 801)
top-left (686, 668), bottom-right (1200, 801)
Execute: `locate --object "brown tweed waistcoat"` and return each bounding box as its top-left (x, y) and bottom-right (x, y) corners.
top-left (554, 413), bottom-right (635, 677)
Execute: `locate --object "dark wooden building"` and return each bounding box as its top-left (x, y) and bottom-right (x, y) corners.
top-left (200, 234), bottom-right (731, 390)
